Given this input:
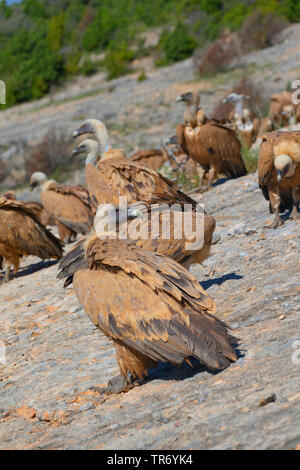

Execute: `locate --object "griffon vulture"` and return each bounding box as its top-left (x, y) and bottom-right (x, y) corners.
top-left (29, 172), bottom-right (95, 242)
top-left (58, 230), bottom-right (236, 394)
top-left (222, 93), bottom-right (260, 146)
top-left (258, 131), bottom-right (300, 228)
top-left (72, 122), bottom-right (196, 207)
top-left (176, 97), bottom-right (247, 188)
top-left (0, 197), bottom-right (63, 283)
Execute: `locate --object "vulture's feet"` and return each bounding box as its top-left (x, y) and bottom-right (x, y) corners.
top-left (272, 217), bottom-right (284, 229)
top-left (201, 185), bottom-right (212, 193)
top-left (2, 269), bottom-right (11, 284)
top-left (267, 213), bottom-right (284, 229)
top-left (90, 374), bottom-right (140, 395)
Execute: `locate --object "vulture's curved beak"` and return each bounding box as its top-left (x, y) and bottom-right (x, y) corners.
top-left (277, 170), bottom-right (284, 183)
top-left (72, 123), bottom-right (94, 139)
top-left (30, 182), bottom-right (38, 192)
top-left (72, 146), bottom-right (86, 158)
top-left (166, 135), bottom-right (178, 146)
top-left (72, 129), bottom-right (81, 139)
top-left (176, 95), bottom-right (184, 103)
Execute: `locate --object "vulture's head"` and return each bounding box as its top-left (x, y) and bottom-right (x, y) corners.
top-left (73, 119), bottom-right (101, 138)
top-left (223, 93), bottom-right (250, 104)
top-left (176, 92), bottom-right (200, 106)
top-left (281, 105), bottom-right (295, 120)
top-left (73, 119), bottom-right (110, 151)
top-left (165, 135), bottom-right (178, 146)
top-left (72, 139), bottom-right (99, 159)
top-left (30, 172), bottom-right (47, 191)
top-left (274, 154), bottom-right (296, 183)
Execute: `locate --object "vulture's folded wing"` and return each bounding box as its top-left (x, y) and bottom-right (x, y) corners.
top-left (198, 123), bottom-right (247, 178)
top-left (90, 159), bottom-right (196, 206)
top-left (176, 123), bottom-right (189, 156)
top-left (0, 198), bottom-right (63, 259)
top-left (258, 135), bottom-right (275, 201)
top-left (41, 184), bottom-right (94, 234)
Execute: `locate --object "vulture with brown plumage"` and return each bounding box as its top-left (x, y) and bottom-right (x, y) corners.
top-left (2, 190), bottom-right (54, 226)
top-left (72, 120), bottom-right (196, 207)
top-left (176, 93), bottom-right (247, 188)
top-left (29, 172), bottom-right (95, 242)
top-left (258, 130), bottom-right (300, 228)
top-left (58, 229), bottom-right (236, 394)
top-left (0, 197), bottom-right (63, 283)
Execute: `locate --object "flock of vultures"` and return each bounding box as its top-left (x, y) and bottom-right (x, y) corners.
top-left (0, 89), bottom-right (300, 394)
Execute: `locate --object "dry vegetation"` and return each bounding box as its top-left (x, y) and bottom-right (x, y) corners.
top-left (24, 129), bottom-right (72, 180)
top-left (212, 76), bottom-right (269, 121)
top-left (194, 10), bottom-right (288, 77)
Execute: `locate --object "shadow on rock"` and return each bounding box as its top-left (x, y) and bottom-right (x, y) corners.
top-left (212, 177), bottom-right (231, 188)
top-left (10, 260), bottom-right (58, 280)
top-left (146, 341), bottom-right (245, 384)
top-left (147, 358), bottom-right (222, 383)
top-left (202, 272), bottom-right (243, 290)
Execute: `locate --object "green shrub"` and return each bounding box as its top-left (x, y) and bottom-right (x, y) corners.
top-left (104, 44), bottom-right (134, 79)
top-left (0, 0), bottom-right (12, 19)
top-left (241, 143), bottom-right (259, 173)
top-left (22, 0), bottom-right (46, 19)
top-left (158, 23), bottom-right (197, 65)
top-left (137, 70), bottom-right (147, 82)
top-left (82, 5), bottom-right (127, 52)
top-left (81, 57), bottom-right (98, 76)
top-left (1, 26), bottom-right (64, 105)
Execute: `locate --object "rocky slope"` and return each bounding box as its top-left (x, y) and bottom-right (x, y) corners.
top-left (1, 172), bottom-right (299, 450)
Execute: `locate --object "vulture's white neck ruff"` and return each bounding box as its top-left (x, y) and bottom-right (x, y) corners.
top-left (86, 150), bottom-right (98, 167)
top-left (94, 123), bottom-right (111, 157)
top-left (235, 99), bottom-right (244, 118)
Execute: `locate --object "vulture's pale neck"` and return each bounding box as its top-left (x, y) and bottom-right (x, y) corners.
top-left (190, 95), bottom-right (200, 113)
top-left (42, 179), bottom-right (54, 191)
top-left (94, 124), bottom-right (111, 156)
top-left (234, 99), bottom-right (244, 118)
top-left (86, 149), bottom-right (98, 167)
